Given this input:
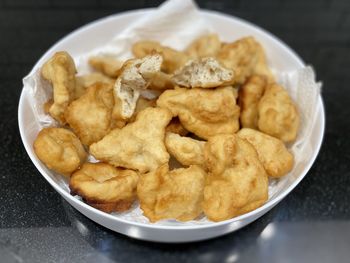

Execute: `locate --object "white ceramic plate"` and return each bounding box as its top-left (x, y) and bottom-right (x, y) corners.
top-left (18, 9), bottom-right (325, 243)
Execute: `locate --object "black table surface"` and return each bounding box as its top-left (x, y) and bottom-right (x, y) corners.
top-left (1, 0), bottom-right (350, 262)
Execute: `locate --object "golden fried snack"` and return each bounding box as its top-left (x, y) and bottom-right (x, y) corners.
top-left (258, 83), bottom-right (300, 143)
top-left (128, 97), bottom-right (157, 122)
top-left (75, 72), bottom-right (115, 99)
top-left (202, 134), bottom-right (268, 222)
top-left (217, 37), bottom-right (274, 84)
top-left (137, 164), bottom-right (206, 222)
top-left (165, 132), bottom-right (205, 166)
top-left (33, 127), bottom-right (87, 176)
top-left (239, 75), bottom-right (267, 129)
top-left (146, 71), bottom-right (174, 90)
top-left (41, 51), bottom-right (77, 124)
top-left (185, 34), bottom-right (221, 58)
top-left (232, 86), bottom-right (239, 100)
top-left (88, 56), bottom-right (123, 78)
top-left (70, 162), bottom-right (139, 213)
top-left (90, 107), bottom-right (172, 173)
top-left (132, 40), bottom-right (188, 73)
top-left (157, 86), bottom-right (240, 139)
top-left (165, 117), bottom-right (188, 136)
top-left (237, 128), bottom-right (294, 178)
top-left (65, 82), bottom-right (114, 146)
top-left (113, 54), bottom-right (162, 119)
top-left (43, 99), bottom-right (53, 114)
top-left (172, 57), bottom-right (234, 88)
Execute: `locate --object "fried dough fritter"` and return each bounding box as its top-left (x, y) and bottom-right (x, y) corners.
top-left (237, 128), bottom-right (294, 178)
top-left (132, 40), bottom-right (188, 73)
top-left (147, 71), bottom-right (174, 90)
top-left (217, 37), bottom-right (274, 84)
top-left (172, 57), bottom-right (234, 88)
top-left (202, 134), bottom-right (268, 222)
top-left (137, 164), bottom-right (206, 222)
top-left (43, 99), bottom-right (53, 114)
top-left (165, 132), bottom-right (205, 166)
top-left (157, 86), bottom-right (240, 139)
top-left (128, 97), bottom-right (157, 123)
top-left (41, 51), bottom-right (77, 124)
top-left (185, 34), bottom-right (221, 58)
top-left (33, 127), bottom-right (87, 176)
top-left (165, 117), bottom-right (188, 136)
top-left (258, 83), bottom-right (300, 143)
top-left (65, 82), bottom-right (114, 146)
top-left (113, 54), bottom-right (162, 119)
top-left (88, 56), bottom-right (123, 78)
top-left (70, 162), bottom-right (139, 213)
top-left (75, 72), bottom-right (115, 99)
top-left (90, 107), bottom-right (172, 173)
top-left (239, 75), bottom-right (267, 129)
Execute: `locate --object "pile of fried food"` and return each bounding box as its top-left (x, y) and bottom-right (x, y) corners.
top-left (33, 34), bottom-right (299, 222)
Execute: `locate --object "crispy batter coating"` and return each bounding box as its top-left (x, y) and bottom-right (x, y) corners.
top-left (90, 107), bottom-right (172, 173)
top-left (185, 34), bottom-right (221, 58)
top-left (202, 134), bottom-right (268, 222)
top-left (258, 83), bottom-right (300, 143)
top-left (132, 40), bottom-right (188, 73)
top-left (239, 75), bottom-right (267, 129)
top-left (65, 82), bottom-right (114, 146)
top-left (113, 54), bottom-right (162, 119)
top-left (157, 86), bottom-right (240, 139)
top-left (88, 56), bottom-right (123, 78)
top-left (75, 72), bottom-right (115, 99)
top-left (70, 162), bottom-right (139, 213)
top-left (43, 99), bottom-right (53, 114)
top-left (147, 71), bottom-right (174, 90)
top-left (137, 164), bottom-right (206, 222)
top-left (165, 132), bottom-right (205, 166)
top-left (33, 127), bottom-right (87, 176)
top-left (237, 128), bottom-right (294, 178)
top-left (217, 37), bottom-right (274, 84)
top-left (172, 57), bottom-right (234, 88)
top-left (128, 97), bottom-right (157, 122)
top-left (41, 51), bottom-right (77, 124)
top-left (165, 118), bottom-right (188, 136)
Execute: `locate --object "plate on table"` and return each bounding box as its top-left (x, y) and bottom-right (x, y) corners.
top-left (18, 9), bottom-right (325, 243)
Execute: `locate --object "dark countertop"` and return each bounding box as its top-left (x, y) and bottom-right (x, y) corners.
top-left (1, 0), bottom-right (350, 262)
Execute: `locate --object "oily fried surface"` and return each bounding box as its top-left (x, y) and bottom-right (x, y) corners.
top-left (128, 97), bottom-right (157, 122)
top-left (217, 37), bottom-right (274, 84)
top-left (70, 162), bottom-right (139, 213)
top-left (185, 34), bottom-right (221, 58)
top-left (147, 71), bottom-right (174, 90)
top-left (75, 72), bottom-right (115, 99)
top-left (33, 127), bottom-right (87, 175)
top-left (90, 107), bottom-right (172, 173)
top-left (157, 86), bottom-right (240, 139)
top-left (237, 128), bottom-right (294, 178)
top-left (65, 82), bottom-right (114, 146)
top-left (165, 132), bottom-right (205, 166)
top-left (202, 134), bottom-right (268, 222)
top-left (43, 99), bottom-right (53, 114)
top-left (132, 40), bottom-right (188, 73)
top-left (239, 75), bottom-right (267, 129)
top-left (41, 51), bottom-right (77, 124)
top-left (165, 117), bottom-right (188, 136)
top-left (137, 164), bottom-right (206, 222)
top-left (258, 83), bottom-right (300, 143)
top-left (113, 54), bottom-right (162, 119)
top-left (172, 57), bottom-right (234, 88)
top-left (88, 56), bottom-right (123, 78)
